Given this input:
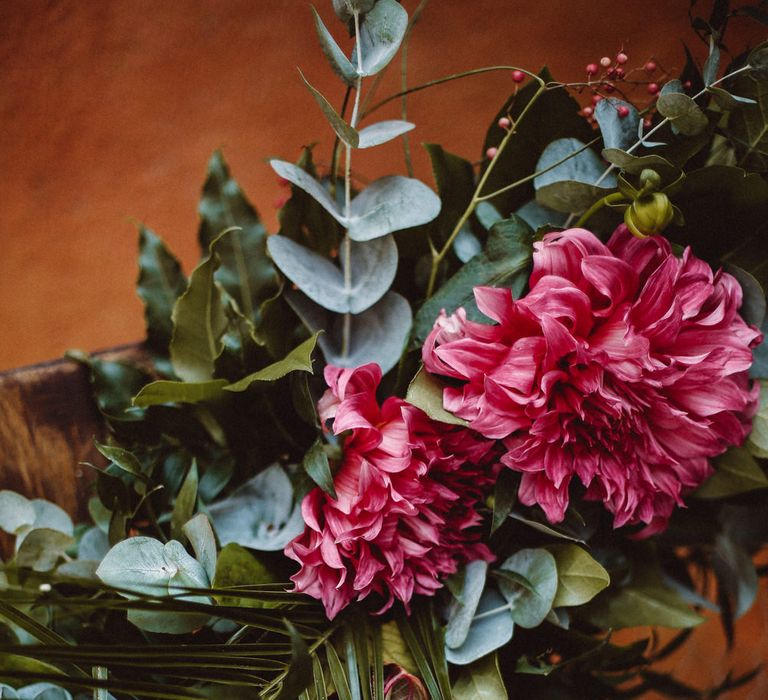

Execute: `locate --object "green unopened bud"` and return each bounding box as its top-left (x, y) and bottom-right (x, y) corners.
top-left (639, 168), bottom-right (662, 191)
top-left (624, 192), bottom-right (674, 238)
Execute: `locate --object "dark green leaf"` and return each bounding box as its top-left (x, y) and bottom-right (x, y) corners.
top-left (452, 653), bottom-right (507, 700)
top-left (311, 6), bottom-right (357, 84)
top-left (132, 379), bottom-right (229, 408)
top-left (656, 91), bottom-right (709, 136)
top-left (302, 441), bottom-right (337, 499)
top-left (198, 151), bottom-right (278, 322)
top-left (325, 643), bottom-right (353, 700)
top-left (171, 461), bottom-right (199, 542)
top-left (481, 68), bottom-right (593, 216)
top-left (712, 533), bottom-right (758, 619)
top-left (299, 69), bottom-right (359, 147)
top-left (694, 445), bottom-right (768, 498)
top-left (601, 149), bottom-right (681, 181)
top-left (724, 263), bottom-right (766, 327)
top-left (491, 469), bottom-right (517, 534)
top-left (93, 442), bottom-right (147, 481)
top-left (413, 215), bottom-right (533, 343)
top-left (137, 226), bottom-right (187, 353)
top-left (423, 144), bottom-right (476, 248)
top-left (212, 544), bottom-right (276, 608)
top-left (546, 544), bottom-right (610, 607)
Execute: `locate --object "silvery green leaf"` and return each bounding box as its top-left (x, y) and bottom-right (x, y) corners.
top-left (534, 138), bottom-right (617, 213)
top-left (445, 588), bottom-right (514, 666)
top-left (182, 514), bottom-right (218, 583)
top-left (208, 463), bottom-right (304, 551)
top-left (55, 560), bottom-right (99, 580)
top-left (601, 149), bottom-right (680, 179)
top-left (164, 540), bottom-right (210, 595)
top-left (0, 683), bottom-right (19, 699)
top-left (446, 560), bottom-right (489, 649)
top-left (453, 224), bottom-right (482, 263)
top-left (708, 86), bottom-right (757, 110)
top-left (515, 199), bottom-right (568, 229)
top-left (29, 500), bottom-right (74, 536)
top-left (332, 0), bottom-right (375, 22)
top-left (348, 176), bottom-right (441, 241)
top-left (713, 533), bottom-right (758, 619)
top-left (660, 79), bottom-right (684, 96)
top-left (357, 120), bottom-right (415, 148)
top-left (299, 69), bottom-right (359, 147)
top-left (0, 491), bottom-right (35, 535)
top-left (475, 201), bottom-right (503, 230)
top-left (270, 160), bottom-right (343, 224)
top-left (77, 526), bottom-right (110, 561)
top-left (595, 98), bottom-right (640, 151)
top-left (656, 91), bottom-right (709, 136)
top-left (498, 548), bottom-right (558, 628)
top-left (352, 0), bottom-right (408, 76)
top-left (268, 234), bottom-right (396, 313)
top-left (288, 290), bottom-right (412, 374)
top-left (312, 6), bottom-right (357, 84)
top-left (16, 529), bottom-right (75, 572)
top-left (96, 536), bottom-right (176, 596)
top-left (17, 684), bottom-right (72, 700)
top-left (703, 35), bottom-right (720, 87)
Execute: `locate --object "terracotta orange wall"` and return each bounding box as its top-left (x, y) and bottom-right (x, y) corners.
top-left (1, 1), bottom-right (766, 695)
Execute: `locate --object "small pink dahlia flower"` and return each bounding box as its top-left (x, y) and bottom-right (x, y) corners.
top-left (284, 364), bottom-right (499, 619)
top-left (423, 226), bottom-right (762, 536)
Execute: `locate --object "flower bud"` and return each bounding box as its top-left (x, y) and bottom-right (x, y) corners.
top-left (624, 192), bottom-right (674, 238)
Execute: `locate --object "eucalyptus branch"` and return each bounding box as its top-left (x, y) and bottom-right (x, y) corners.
top-left (425, 79), bottom-right (547, 299)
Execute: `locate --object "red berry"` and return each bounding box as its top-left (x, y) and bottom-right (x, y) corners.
top-left (582, 106), bottom-right (594, 117)
top-left (603, 83), bottom-right (615, 93)
top-left (607, 68), bottom-right (618, 79)
top-left (485, 147), bottom-right (498, 160)
top-left (512, 70), bottom-right (525, 83)
top-left (592, 94), bottom-right (603, 105)
top-left (497, 116), bottom-right (511, 129)
top-left (586, 63), bottom-right (599, 76)
top-left (644, 60), bottom-right (657, 73)
top-left (615, 67), bottom-right (625, 79)
top-left (600, 56), bottom-right (612, 68)
top-left (617, 105), bottom-right (630, 118)
top-left (643, 116), bottom-right (653, 129)
top-left (616, 52), bottom-right (628, 64)
top-left (683, 80), bottom-right (692, 90)
top-left (647, 82), bottom-right (659, 95)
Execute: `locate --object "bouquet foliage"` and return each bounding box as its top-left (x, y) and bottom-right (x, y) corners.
top-left (2, 1), bottom-right (768, 698)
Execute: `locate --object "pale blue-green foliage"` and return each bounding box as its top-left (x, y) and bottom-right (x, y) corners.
top-left (444, 587), bottom-right (514, 666)
top-left (267, 234), bottom-right (397, 314)
top-left (498, 548), bottom-right (558, 628)
top-left (594, 98), bottom-right (640, 151)
top-left (534, 137), bottom-right (617, 213)
top-left (208, 464), bottom-right (304, 551)
top-left (656, 81), bottom-right (709, 136)
top-left (0, 682), bottom-right (117, 700)
top-left (445, 560), bottom-right (488, 649)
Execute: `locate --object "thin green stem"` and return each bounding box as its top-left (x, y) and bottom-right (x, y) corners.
top-left (574, 191), bottom-right (626, 228)
top-left (425, 82), bottom-right (547, 299)
top-left (362, 65), bottom-right (543, 119)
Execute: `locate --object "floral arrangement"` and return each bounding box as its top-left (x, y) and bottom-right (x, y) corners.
top-left (1, 1), bottom-right (768, 698)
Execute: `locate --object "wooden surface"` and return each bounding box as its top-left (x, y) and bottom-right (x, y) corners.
top-left (0, 345), bottom-right (142, 521)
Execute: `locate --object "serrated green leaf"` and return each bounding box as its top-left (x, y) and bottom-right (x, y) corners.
top-left (694, 445), bottom-right (768, 498)
top-left (137, 226), bottom-right (187, 353)
top-left (198, 151), bottom-right (278, 322)
top-left (171, 461), bottom-right (198, 542)
top-left (547, 544), bottom-right (610, 608)
top-left (452, 654), bottom-right (507, 700)
top-left (132, 379), bottom-right (229, 408)
top-left (224, 333), bottom-right (318, 392)
top-left (413, 215), bottom-right (533, 343)
top-left (404, 368), bottom-right (468, 427)
top-left (302, 441), bottom-right (337, 499)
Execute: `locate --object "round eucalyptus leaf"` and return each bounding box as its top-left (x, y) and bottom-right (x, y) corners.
top-left (77, 526), bottom-right (111, 561)
top-left (444, 587), bottom-right (515, 666)
top-left (16, 529), bottom-right (75, 572)
top-left (357, 120), bottom-right (415, 149)
top-left (534, 138), bottom-right (616, 213)
top-left (656, 92), bottom-right (709, 136)
top-left (445, 560), bottom-right (489, 649)
top-left (594, 98), bottom-right (640, 151)
top-left (332, 0), bottom-right (375, 22)
top-left (352, 0), bottom-right (408, 76)
top-left (16, 683), bottom-right (72, 700)
top-left (0, 490), bottom-right (35, 536)
top-left (498, 548), bottom-right (558, 628)
top-left (348, 176), bottom-right (441, 241)
top-left (208, 463), bottom-right (304, 551)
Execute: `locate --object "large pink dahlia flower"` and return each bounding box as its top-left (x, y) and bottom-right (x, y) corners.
top-left (284, 364), bottom-right (500, 619)
top-left (422, 226), bottom-right (761, 536)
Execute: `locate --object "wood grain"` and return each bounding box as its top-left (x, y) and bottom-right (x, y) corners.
top-left (0, 344), bottom-right (144, 521)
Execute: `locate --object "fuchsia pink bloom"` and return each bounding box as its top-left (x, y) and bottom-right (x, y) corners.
top-left (285, 364), bottom-right (500, 619)
top-left (423, 226), bottom-right (762, 536)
